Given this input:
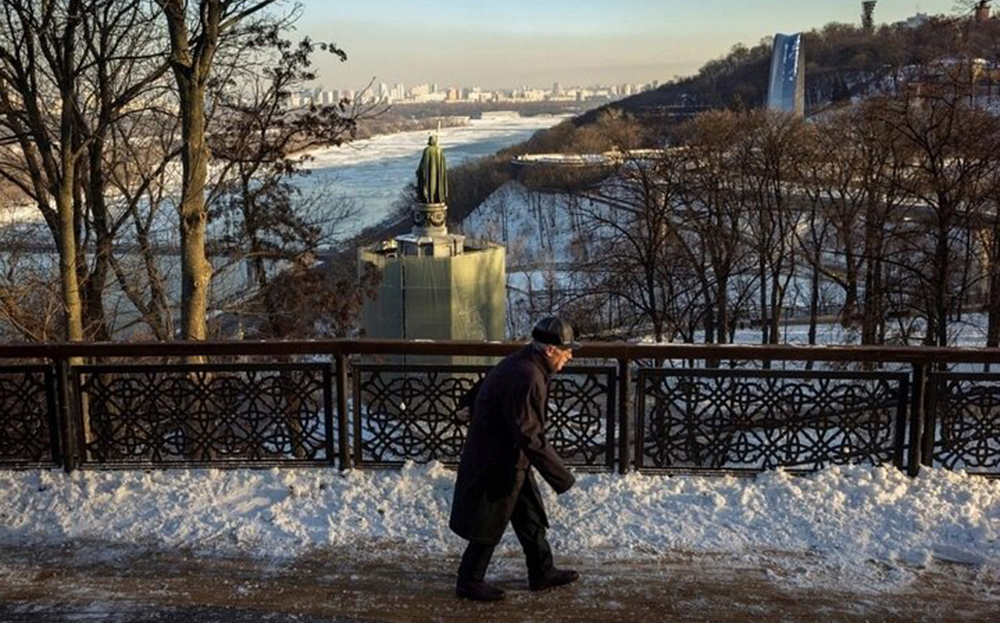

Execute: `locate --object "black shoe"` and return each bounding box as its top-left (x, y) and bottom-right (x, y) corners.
top-left (456, 579), bottom-right (506, 602)
top-left (528, 567), bottom-right (579, 591)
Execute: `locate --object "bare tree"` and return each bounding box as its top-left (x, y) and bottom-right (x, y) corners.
top-left (569, 146), bottom-right (696, 342)
top-left (742, 111), bottom-right (808, 344)
top-left (0, 0), bottom-right (170, 342)
top-left (870, 78), bottom-right (1000, 346)
top-left (675, 110), bottom-right (756, 344)
top-left (205, 28), bottom-right (381, 337)
top-left (154, 0), bottom-right (282, 342)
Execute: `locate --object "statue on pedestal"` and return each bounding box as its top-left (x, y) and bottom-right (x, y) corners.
top-left (416, 135), bottom-right (448, 205)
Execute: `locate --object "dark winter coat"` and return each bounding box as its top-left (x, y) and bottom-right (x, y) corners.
top-left (449, 345), bottom-right (576, 544)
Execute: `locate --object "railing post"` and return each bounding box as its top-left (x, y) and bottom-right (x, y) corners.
top-left (43, 367), bottom-right (63, 467)
top-left (907, 363), bottom-right (927, 477)
top-left (336, 353), bottom-right (351, 470)
top-left (892, 374), bottom-right (910, 471)
top-left (605, 367), bottom-right (618, 471)
top-left (618, 358), bottom-right (631, 475)
top-left (921, 366), bottom-right (938, 469)
top-left (55, 358), bottom-right (78, 473)
top-left (322, 364), bottom-right (336, 468)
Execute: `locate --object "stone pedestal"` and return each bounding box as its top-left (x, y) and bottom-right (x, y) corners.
top-left (412, 203), bottom-right (448, 237)
top-left (392, 202), bottom-right (464, 258)
top-left (396, 232), bottom-right (465, 258)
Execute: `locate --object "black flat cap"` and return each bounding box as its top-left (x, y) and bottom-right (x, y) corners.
top-left (531, 316), bottom-right (582, 350)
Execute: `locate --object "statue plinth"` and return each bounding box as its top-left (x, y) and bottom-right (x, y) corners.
top-left (412, 202), bottom-right (448, 237)
top-left (394, 201), bottom-right (464, 258)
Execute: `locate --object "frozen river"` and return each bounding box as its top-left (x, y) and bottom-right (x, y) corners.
top-left (299, 114), bottom-right (565, 236)
top-left (0, 115), bottom-right (565, 239)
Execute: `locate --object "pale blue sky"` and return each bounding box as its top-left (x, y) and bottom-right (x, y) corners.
top-left (294, 0), bottom-right (959, 90)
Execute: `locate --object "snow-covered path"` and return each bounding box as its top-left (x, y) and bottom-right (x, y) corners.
top-left (1, 540), bottom-right (998, 621)
top-left (2, 464), bottom-right (999, 596)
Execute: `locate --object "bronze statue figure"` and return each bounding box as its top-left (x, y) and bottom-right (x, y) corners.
top-left (416, 135), bottom-right (448, 204)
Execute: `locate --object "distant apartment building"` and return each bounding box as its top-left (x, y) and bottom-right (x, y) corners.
top-left (899, 13), bottom-right (931, 29)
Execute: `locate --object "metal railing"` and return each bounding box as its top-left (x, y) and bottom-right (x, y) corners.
top-left (0, 339), bottom-right (999, 476)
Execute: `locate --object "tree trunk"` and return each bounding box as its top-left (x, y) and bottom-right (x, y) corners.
top-left (57, 168), bottom-right (84, 342)
top-left (934, 224), bottom-right (950, 347)
top-left (806, 256), bottom-right (820, 370)
top-left (178, 82), bottom-right (213, 341)
top-left (987, 228), bottom-right (1000, 349)
top-left (83, 139), bottom-right (112, 341)
top-left (57, 1), bottom-right (84, 342)
top-left (758, 256), bottom-right (769, 344)
top-left (861, 217), bottom-right (883, 346)
top-left (716, 276), bottom-right (730, 345)
top-left (161, 0), bottom-right (221, 345)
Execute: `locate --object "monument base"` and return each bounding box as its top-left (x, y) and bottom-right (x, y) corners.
top-left (395, 232), bottom-right (465, 258)
top-left (412, 202), bottom-right (448, 237)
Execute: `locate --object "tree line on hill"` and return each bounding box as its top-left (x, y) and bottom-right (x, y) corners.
top-left (519, 72), bottom-right (1000, 349)
top-left (436, 9), bottom-right (1000, 241)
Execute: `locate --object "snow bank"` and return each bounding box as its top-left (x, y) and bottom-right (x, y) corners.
top-left (1, 465), bottom-right (998, 588)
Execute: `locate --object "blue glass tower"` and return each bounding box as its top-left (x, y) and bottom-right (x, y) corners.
top-left (767, 33), bottom-right (805, 117)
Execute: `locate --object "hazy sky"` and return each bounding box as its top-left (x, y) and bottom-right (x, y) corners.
top-left (295, 0), bottom-right (959, 90)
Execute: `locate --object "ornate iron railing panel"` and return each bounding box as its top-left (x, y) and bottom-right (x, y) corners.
top-left (548, 366), bottom-right (617, 468)
top-left (0, 366), bottom-right (59, 466)
top-left (353, 364), bottom-right (616, 469)
top-left (73, 364), bottom-right (335, 467)
top-left (928, 373), bottom-right (1000, 475)
top-left (636, 369), bottom-right (910, 473)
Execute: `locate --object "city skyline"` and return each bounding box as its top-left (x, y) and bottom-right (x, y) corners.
top-left (297, 0), bottom-right (958, 90)
top-left (289, 79), bottom-right (655, 108)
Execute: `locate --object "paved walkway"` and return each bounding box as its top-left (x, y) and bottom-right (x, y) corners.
top-left (0, 541), bottom-right (998, 622)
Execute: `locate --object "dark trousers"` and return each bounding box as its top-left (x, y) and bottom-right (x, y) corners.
top-left (457, 475), bottom-right (554, 582)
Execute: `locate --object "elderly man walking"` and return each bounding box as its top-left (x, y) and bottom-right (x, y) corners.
top-left (449, 316), bottom-right (582, 602)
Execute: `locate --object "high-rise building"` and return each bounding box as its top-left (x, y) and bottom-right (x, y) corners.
top-left (767, 33), bottom-right (805, 117)
top-left (862, 2), bottom-right (877, 31)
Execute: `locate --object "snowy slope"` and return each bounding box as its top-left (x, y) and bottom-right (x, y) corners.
top-left (2, 464), bottom-right (998, 591)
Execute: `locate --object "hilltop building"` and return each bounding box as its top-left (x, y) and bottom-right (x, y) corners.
top-left (976, 1), bottom-right (992, 23)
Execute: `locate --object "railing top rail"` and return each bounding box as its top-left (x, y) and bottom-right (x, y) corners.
top-left (1, 339), bottom-right (1000, 364)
